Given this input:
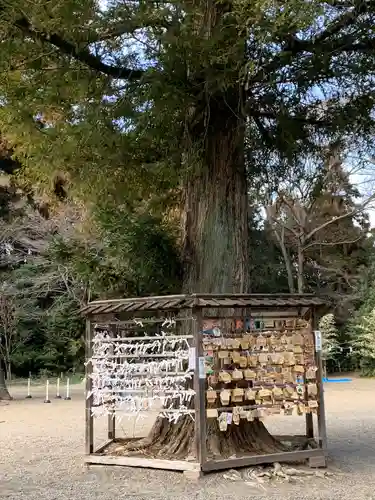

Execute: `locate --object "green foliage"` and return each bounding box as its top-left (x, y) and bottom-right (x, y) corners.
top-left (0, 165), bottom-right (183, 377)
top-left (351, 308), bottom-right (375, 376)
top-left (5, 244), bottom-right (85, 376)
top-left (319, 314), bottom-right (340, 373)
top-left (248, 209), bottom-right (290, 293)
top-left (49, 205), bottom-right (182, 299)
top-left (0, 1), bottom-right (372, 206)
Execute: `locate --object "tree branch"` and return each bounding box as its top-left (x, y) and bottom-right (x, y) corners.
top-left (303, 235), bottom-right (363, 251)
top-left (13, 16), bottom-right (144, 80)
top-left (279, 196), bottom-right (303, 229)
top-left (251, 109), bottom-right (333, 127)
top-left (284, 0), bottom-right (375, 52)
top-left (305, 198), bottom-right (374, 241)
top-left (265, 206), bottom-right (295, 292)
top-left (249, 1), bottom-right (375, 85)
top-left (308, 262), bottom-right (354, 287)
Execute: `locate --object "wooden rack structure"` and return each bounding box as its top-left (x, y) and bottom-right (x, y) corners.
top-left (81, 293), bottom-right (328, 476)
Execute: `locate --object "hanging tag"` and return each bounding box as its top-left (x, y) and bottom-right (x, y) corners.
top-left (206, 408), bottom-right (218, 418)
top-left (314, 330), bottom-right (322, 352)
top-left (188, 347), bottom-right (196, 370)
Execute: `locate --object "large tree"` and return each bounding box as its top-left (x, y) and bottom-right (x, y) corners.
top-left (0, 0), bottom-right (374, 455)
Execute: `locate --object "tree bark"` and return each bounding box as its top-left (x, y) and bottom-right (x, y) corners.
top-left (182, 94), bottom-right (249, 293)
top-left (6, 361), bottom-right (11, 382)
top-left (0, 361), bottom-right (11, 400)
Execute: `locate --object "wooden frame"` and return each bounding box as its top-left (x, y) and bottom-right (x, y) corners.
top-left (83, 294), bottom-right (328, 473)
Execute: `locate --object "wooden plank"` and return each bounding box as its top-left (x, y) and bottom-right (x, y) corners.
top-left (104, 303), bottom-right (132, 313)
top-left (125, 302), bottom-right (146, 311)
top-left (305, 315), bottom-right (314, 439)
top-left (316, 350), bottom-right (328, 449)
top-left (107, 325), bottom-right (116, 440)
top-left (202, 448), bottom-right (327, 472)
top-left (312, 307), bottom-right (328, 450)
top-left (96, 303), bottom-right (122, 314)
top-left (92, 353), bottom-right (190, 359)
top-left (108, 335), bottom-right (194, 342)
top-left (83, 294), bottom-right (327, 317)
top-left (147, 301), bottom-right (168, 309)
top-left (159, 298), bottom-right (183, 309)
top-left (202, 310), bottom-right (301, 320)
top-left (95, 440), bottom-right (113, 454)
top-left (108, 414), bottom-right (115, 440)
top-left (193, 309), bottom-right (206, 466)
top-left (85, 320), bottom-right (94, 454)
top-left (87, 304), bottom-right (109, 315)
top-left (202, 299), bottom-right (222, 306)
top-left (84, 455), bottom-right (201, 471)
top-left (316, 355), bottom-right (328, 449)
top-left (309, 455), bottom-right (327, 468)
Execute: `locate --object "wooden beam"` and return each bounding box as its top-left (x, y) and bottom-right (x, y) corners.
top-left (95, 440), bottom-right (113, 454)
top-left (84, 455), bottom-right (201, 471)
top-left (85, 319), bottom-right (94, 454)
top-left (305, 309), bottom-right (314, 439)
top-left (202, 448), bottom-right (327, 472)
top-left (312, 307), bottom-right (328, 450)
top-left (193, 309), bottom-right (207, 466)
top-left (108, 325), bottom-right (116, 440)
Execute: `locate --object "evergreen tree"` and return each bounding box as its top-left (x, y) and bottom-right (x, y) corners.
top-left (351, 308), bottom-right (375, 375)
top-left (319, 313), bottom-right (340, 373)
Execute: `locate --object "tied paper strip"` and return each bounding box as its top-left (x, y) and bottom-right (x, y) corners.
top-left (88, 320), bottom-right (195, 423)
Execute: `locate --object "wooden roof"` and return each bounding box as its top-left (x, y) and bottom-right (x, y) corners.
top-left (81, 294), bottom-right (327, 316)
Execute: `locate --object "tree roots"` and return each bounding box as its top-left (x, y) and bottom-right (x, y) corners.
top-left (110, 416), bottom-right (287, 460)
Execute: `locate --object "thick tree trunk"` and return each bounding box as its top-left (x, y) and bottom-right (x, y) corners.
top-left (120, 95), bottom-right (286, 460)
top-left (181, 95), bottom-right (249, 293)
top-left (0, 363), bottom-right (11, 400)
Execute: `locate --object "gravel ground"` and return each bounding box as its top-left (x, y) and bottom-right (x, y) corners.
top-left (1, 377), bottom-right (375, 500)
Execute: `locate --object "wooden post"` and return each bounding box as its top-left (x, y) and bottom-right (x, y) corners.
top-left (26, 377), bottom-right (32, 399)
top-left (316, 349), bottom-right (328, 450)
top-left (193, 309), bottom-right (206, 468)
top-left (85, 319), bottom-right (94, 454)
top-left (55, 377), bottom-right (62, 399)
top-left (108, 324), bottom-right (116, 440)
top-left (305, 309), bottom-right (314, 439)
top-left (44, 379), bottom-right (51, 404)
top-left (313, 307), bottom-right (328, 451)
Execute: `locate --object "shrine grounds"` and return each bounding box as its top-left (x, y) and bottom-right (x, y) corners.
top-left (1, 377), bottom-right (375, 500)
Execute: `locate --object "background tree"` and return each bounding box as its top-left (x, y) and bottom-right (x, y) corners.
top-left (264, 145), bottom-right (374, 308)
top-left (319, 313), bottom-right (340, 375)
top-left (351, 308), bottom-right (375, 376)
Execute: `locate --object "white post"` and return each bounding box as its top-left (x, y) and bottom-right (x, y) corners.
top-left (55, 377), bottom-right (62, 398)
top-left (44, 379), bottom-right (51, 403)
top-left (64, 377), bottom-right (71, 400)
top-left (25, 377), bottom-right (32, 399)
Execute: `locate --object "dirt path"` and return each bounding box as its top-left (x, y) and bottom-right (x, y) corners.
top-left (1, 378), bottom-right (375, 500)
